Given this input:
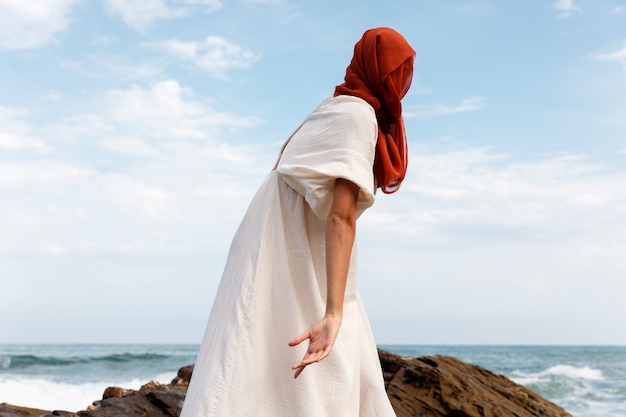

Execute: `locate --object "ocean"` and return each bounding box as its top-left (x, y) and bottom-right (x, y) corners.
top-left (1, 344), bottom-right (624, 416)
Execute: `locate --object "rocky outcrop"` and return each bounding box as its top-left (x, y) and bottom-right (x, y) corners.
top-left (73, 365), bottom-right (194, 417)
top-left (0, 366), bottom-right (193, 417)
top-left (379, 349), bottom-right (571, 417)
top-left (2, 352), bottom-right (571, 417)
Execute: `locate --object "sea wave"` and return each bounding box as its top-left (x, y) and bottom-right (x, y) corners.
top-left (0, 352), bottom-right (171, 370)
top-left (1, 355), bottom-right (10, 370)
top-left (0, 377), bottom-right (143, 412)
top-left (510, 362), bottom-right (616, 412)
top-left (542, 364), bottom-right (604, 381)
top-left (511, 363), bottom-right (604, 385)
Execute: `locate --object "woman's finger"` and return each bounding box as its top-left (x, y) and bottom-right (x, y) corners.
top-left (301, 348), bottom-right (327, 366)
top-left (293, 365), bottom-right (305, 379)
top-left (288, 330), bottom-right (310, 346)
top-left (293, 346), bottom-right (333, 378)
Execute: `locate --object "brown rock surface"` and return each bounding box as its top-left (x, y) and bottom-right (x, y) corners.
top-left (170, 365), bottom-right (194, 387)
top-left (2, 350), bottom-right (572, 417)
top-left (101, 387), bottom-right (133, 400)
top-left (75, 390), bottom-right (185, 417)
top-left (72, 372), bottom-right (190, 417)
top-left (379, 349), bottom-right (572, 417)
top-left (0, 404), bottom-right (50, 417)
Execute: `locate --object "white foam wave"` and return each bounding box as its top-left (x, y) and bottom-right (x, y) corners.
top-left (153, 371), bottom-right (177, 382)
top-left (510, 373), bottom-right (541, 385)
top-left (0, 377), bottom-right (143, 412)
top-left (542, 364), bottom-right (604, 381)
top-left (512, 363), bottom-right (604, 383)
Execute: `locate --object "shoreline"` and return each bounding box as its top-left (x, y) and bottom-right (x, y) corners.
top-left (0, 350), bottom-right (572, 417)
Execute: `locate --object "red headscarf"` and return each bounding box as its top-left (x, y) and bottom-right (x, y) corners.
top-left (334, 27), bottom-right (416, 194)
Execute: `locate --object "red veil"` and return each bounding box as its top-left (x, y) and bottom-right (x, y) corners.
top-left (335, 27), bottom-right (416, 194)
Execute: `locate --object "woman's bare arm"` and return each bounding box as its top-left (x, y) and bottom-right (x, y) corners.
top-left (324, 178), bottom-right (359, 319)
top-left (288, 178), bottom-right (360, 378)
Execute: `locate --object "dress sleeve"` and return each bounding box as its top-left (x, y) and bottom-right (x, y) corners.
top-left (277, 96), bottom-right (378, 220)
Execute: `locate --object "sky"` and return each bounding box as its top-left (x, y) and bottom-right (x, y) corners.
top-left (0, 0), bottom-right (625, 345)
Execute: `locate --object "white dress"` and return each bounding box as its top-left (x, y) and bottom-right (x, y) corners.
top-left (181, 95), bottom-right (396, 417)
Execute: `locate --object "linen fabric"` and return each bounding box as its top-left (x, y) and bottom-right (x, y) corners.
top-left (180, 96), bottom-right (396, 417)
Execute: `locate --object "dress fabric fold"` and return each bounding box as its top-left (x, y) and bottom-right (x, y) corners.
top-left (180, 95), bottom-right (396, 417)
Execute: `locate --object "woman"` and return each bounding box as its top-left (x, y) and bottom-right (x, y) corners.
top-left (181, 27), bottom-right (415, 417)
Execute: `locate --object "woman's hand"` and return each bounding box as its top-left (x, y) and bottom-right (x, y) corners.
top-left (288, 315), bottom-right (342, 379)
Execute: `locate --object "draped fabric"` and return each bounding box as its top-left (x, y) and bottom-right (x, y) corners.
top-left (180, 96), bottom-right (397, 417)
top-left (335, 27), bottom-right (416, 193)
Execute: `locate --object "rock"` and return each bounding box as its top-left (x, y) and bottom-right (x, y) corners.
top-left (147, 392), bottom-right (185, 417)
top-left (75, 390), bottom-right (184, 417)
top-left (170, 365), bottom-right (194, 387)
top-left (2, 349), bottom-right (572, 417)
top-left (102, 387), bottom-right (132, 400)
top-left (0, 404), bottom-right (23, 417)
top-left (0, 404), bottom-right (50, 417)
top-left (73, 378), bottom-right (186, 417)
top-left (139, 380), bottom-right (170, 393)
top-left (379, 349), bottom-right (572, 417)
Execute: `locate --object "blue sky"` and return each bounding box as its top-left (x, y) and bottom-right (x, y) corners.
top-left (1, 0), bottom-right (625, 345)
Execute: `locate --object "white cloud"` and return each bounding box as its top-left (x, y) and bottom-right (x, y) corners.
top-left (0, 107), bottom-right (46, 150)
top-left (611, 5), bottom-right (626, 15)
top-left (552, 0), bottom-right (580, 19)
top-left (160, 39), bottom-right (198, 59)
top-left (0, 160), bottom-right (91, 188)
top-left (104, 0), bottom-right (222, 31)
top-left (107, 80), bottom-right (263, 139)
top-left (0, 0), bottom-right (79, 49)
top-left (157, 37), bottom-right (261, 79)
top-left (99, 136), bottom-right (162, 158)
top-left (0, 79), bottom-right (273, 260)
top-left (362, 146), bottom-right (626, 250)
top-left (405, 96), bottom-right (485, 119)
top-left (0, 132), bottom-right (45, 150)
top-left (102, 174), bottom-right (174, 218)
top-left (104, 0), bottom-right (179, 30)
top-left (590, 41), bottom-right (626, 69)
top-left (3, 208), bottom-right (48, 226)
top-left (90, 35), bottom-right (118, 46)
top-left (359, 145), bottom-right (626, 344)
top-left (41, 90), bottom-right (64, 101)
top-left (61, 54), bottom-right (165, 81)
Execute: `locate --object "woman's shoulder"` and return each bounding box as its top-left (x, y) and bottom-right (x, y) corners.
top-left (318, 95), bottom-right (376, 117)
top-left (314, 95), bottom-right (375, 119)
top-left (304, 96), bottom-right (377, 134)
